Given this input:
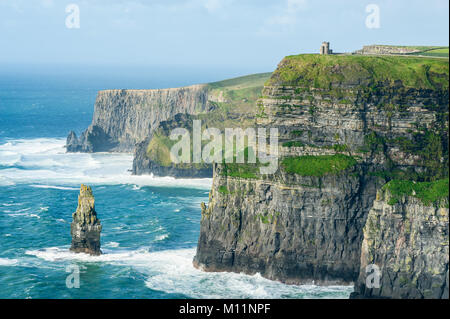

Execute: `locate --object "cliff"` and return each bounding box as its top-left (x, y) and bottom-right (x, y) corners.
top-left (70, 184), bottom-right (102, 256)
top-left (354, 45), bottom-right (449, 58)
top-left (194, 54), bottom-right (449, 287)
top-left (132, 73), bottom-right (271, 177)
top-left (194, 162), bottom-right (381, 284)
top-left (66, 85), bottom-right (213, 153)
top-left (66, 73), bottom-right (271, 177)
top-left (352, 180), bottom-right (449, 298)
top-left (355, 45), bottom-right (423, 55)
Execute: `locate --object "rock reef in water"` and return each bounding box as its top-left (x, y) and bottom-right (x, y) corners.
top-left (70, 184), bottom-right (102, 256)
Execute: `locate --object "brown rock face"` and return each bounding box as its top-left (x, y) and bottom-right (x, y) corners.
top-left (70, 185), bottom-right (102, 256)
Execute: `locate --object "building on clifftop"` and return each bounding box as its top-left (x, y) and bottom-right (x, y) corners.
top-left (320, 42), bottom-right (333, 55)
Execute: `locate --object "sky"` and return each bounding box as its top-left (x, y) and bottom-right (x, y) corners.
top-left (0, 0), bottom-right (449, 79)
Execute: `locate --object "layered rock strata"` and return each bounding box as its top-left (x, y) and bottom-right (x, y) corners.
top-left (352, 189), bottom-right (449, 299)
top-left (66, 85), bottom-right (212, 153)
top-left (194, 54), bottom-right (449, 287)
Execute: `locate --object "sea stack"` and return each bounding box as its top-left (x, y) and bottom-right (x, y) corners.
top-left (70, 184), bottom-right (102, 256)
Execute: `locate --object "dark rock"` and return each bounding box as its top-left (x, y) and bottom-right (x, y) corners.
top-left (70, 184), bottom-right (102, 256)
top-left (352, 190), bottom-right (449, 299)
top-left (193, 164), bottom-right (380, 285)
top-left (66, 131), bottom-right (81, 152)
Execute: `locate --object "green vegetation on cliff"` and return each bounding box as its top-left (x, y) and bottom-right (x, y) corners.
top-left (207, 72), bottom-right (271, 114)
top-left (281, 154), bottom-right (357, 177)
top-left (409, 47), bottom-right (449, 58)
top-left (267, 54), bottom-right (449, 90)
top-left (221, 162), bottom-right (260, 179)
top-left (145, 73), bottom-right (271, 169)
top-left (146, 133), bottom-right (175, 167)
top-left (208, 72), bottom-right (271, 90)
top-left (382, 178), bottom-right (449, 206)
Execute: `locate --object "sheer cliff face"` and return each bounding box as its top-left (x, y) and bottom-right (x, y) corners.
top-left (194, 55), bottom-right (449, 286)
top-left (67, 85), bottom-right (211, 152)
top-left (194, 164), bottom-right (380, 285)
top-left (353, 190), bottom-right (449, 299)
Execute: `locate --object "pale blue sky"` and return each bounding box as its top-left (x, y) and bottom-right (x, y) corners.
top-left (1, 0), bottom-right (448, 73)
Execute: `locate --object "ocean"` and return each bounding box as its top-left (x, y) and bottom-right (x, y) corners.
top-left (0, 68), bottom-right (353, 299)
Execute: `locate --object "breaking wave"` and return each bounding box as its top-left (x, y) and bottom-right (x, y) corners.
top-left (26, 247), bottom-right (353, 299)
top-left (0, 138), bottom-right (212, 189)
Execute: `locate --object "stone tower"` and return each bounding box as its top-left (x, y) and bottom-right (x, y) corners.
top-left (320, 42), bottom-right (332, 55)
top-left (70, 184), bottom-right (102, 255)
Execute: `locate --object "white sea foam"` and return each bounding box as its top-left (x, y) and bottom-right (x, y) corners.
top-left (0, 138), bottom-right (212, 189)
top-left (142, 249), bottom-right (353, 299)
top-left (104, 242), bottom-right (120, 248)
top-left (26, 247), bottom-right (154, 265)
top-left (26, 247), bottom-right (353, 299)
top-left (0, 176), bottom-right (15, 186)
top-left (154, 234), bottom-right (169, 242)
top-left (31, 185), bottom-right (79, 191)
top-left (0, 258), bottom-right (19, 266)
top-left (1, 202), bottom-right (23, 207)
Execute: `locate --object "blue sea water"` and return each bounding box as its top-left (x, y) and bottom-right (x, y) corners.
top-left (0, 68), bottom-right (353, 299)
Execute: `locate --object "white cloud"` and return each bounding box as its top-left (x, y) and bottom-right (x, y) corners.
top-left (287, 0), bottom-right (307, 12)
top-left (202, 0), bottom-right (235, 13)
top-left (266, 0), bottom-right (307, 26)
top-left (203, 0), bottom-right (222, 12)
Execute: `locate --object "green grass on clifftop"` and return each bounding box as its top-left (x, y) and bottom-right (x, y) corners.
top-left (207, 72), bottom-right (272, 114)
top-left (281, 154), bottom-right (357, 177)
top-left (145, 73), bottom-right (271, 168)
top-left (267, 54), bottom-right (449, 90)
top-left (208, 73), bottom-right (272, 89)
top-left (146, 133), bottom-right (176, 167)
top-left (382, 178), bottom-right (449, 206)
top-left (410, 47), bottom-right (449, 58)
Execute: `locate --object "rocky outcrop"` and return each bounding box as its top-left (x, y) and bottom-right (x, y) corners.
top-left (132, 113), bottom-right (213, 178)
top-left (354, 45), bottom-right (422, 55)
top-left (352, 189), bottom-right (449, 299)
top-left (194, 54), bottom-right (449, 287)
top-left (66, 85), bottom-right (213, 153)
top-left (133, 136), bottom-right (213, 178)
top-left (70, 184), bottom-right (102, 256)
